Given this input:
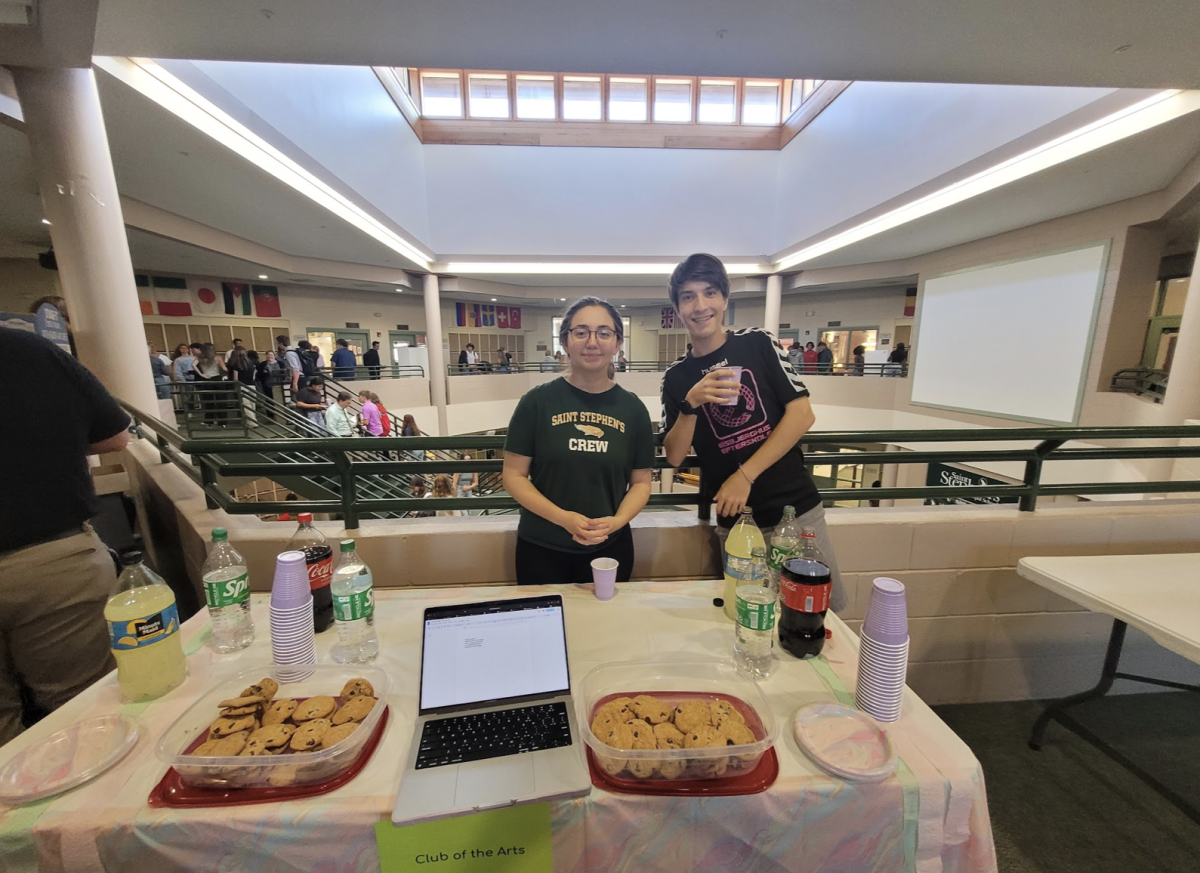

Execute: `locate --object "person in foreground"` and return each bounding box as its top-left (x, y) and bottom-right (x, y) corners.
top-left (0, 328), bottom-right (131, 744)
top-left (503, 297), bottom-right (654, 585)
top-left (659, 253), bottom-right (847, 611)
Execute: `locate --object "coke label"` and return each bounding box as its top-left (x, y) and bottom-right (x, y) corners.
top-left (305, 550), bottom-right (333, 591)
top-left (781, 576), bottom-right (830, 613)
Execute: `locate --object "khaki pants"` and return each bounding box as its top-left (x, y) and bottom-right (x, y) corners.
top-left (0, 527), bottom-right (116, 746)
top-left (715, 502), bottom-right (847, 613)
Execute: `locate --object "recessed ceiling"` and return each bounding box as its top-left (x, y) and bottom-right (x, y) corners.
top-left (93, 0), bottom-right (1200, 89)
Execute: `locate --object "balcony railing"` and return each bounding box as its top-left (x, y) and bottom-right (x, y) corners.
top-left (1110, 368), bottom-right (1169, 403)
top-left (123, 393), bottom-right (1200, 530)
top-left (446, 360), bottom-right (908, 376)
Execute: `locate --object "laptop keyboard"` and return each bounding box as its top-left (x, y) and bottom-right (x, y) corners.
top-left (415, 702), bottom-right (572, 769)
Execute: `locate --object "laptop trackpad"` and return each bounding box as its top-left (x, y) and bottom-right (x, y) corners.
top-left (456, 757), bottom-right (536, 809)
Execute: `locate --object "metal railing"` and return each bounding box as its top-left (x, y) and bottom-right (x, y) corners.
top-left (1110, 368), bottom-right (1169, 402)
top-left (124, 397), bottom-right (1200, 528)
top-left (445, 359), bottom-right (908, 376)
top-left (321, 364), bottom-right (426, 380)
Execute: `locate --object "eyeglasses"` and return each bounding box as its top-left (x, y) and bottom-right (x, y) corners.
top-left (566, 326), bottom-right (618, 342)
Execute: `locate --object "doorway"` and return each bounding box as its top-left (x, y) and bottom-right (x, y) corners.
top-left (1141, 317), bottom-right (1181, 371)
top-left (819, 327), bottom-right (879, 367)
top-left (307, 328), bottom-right (369, 368)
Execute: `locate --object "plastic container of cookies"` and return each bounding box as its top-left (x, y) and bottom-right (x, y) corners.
top-left (576, 658), bottom-right (777, 782)
top-left (154, 664), bottom-right (390, 790)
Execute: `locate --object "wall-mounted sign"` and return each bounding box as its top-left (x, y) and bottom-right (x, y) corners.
top-left (827, 320), bottom-right (842, 327)
top-left (924, 463), bottom-right (1018, 505)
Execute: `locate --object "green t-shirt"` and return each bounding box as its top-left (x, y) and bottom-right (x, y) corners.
top-left (505, 378), bottom-right (655, 553)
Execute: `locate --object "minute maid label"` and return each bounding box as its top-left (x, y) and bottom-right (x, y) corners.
top-left (108, 603), bottom-right (180, 651)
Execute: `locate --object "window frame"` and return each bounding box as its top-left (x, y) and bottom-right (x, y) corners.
top-left (652, 76), bottom-right (695, 124)
top-left (607, 75), bottom-right (650, 123)
top-left (465, 71), bottom-right (512, 120)
top-left (513, 71), bottom-right (558, 121)
top-left (419, 69), bottom-right (465, 119)
top-left (741, 78), bottom-right (783, 126)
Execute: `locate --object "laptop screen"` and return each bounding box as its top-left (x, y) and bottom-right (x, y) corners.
top-left (419, 595), bottom-right (570, 714)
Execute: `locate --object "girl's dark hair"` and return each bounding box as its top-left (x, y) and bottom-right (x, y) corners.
top-left (853, 345), bottom-right (865, 355)
top-left (669, 253), bottom-right (730, 309)
top-left (558, 296), bottom-right (624, 347)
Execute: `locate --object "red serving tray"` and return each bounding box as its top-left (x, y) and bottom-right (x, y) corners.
top-left (585, 691), bottom-right (780, 796)
top-left (148, 706), bottom-right (389, 808)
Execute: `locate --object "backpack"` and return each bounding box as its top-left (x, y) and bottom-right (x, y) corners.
top-left (299, 348), bottom-right (319, 378)
top-left (377, 403), bottom-right (392, 436)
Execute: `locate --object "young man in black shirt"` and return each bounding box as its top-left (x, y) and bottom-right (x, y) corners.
top-left (660, 254), bottom-right (846, 611)
top-left (0, 328), bottom-right (132, 744)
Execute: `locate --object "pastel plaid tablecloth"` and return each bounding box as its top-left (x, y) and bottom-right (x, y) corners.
top-left (0, 581), bottom-right (996, 873)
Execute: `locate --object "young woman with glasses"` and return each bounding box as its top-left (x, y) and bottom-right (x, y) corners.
top-left (502, 297), bottom-right (654, 585)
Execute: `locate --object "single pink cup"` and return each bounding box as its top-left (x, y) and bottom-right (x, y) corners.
top-left (720, 367), bottom-right (744, 405)
top-left (591, 557), bottom-right (618, 600)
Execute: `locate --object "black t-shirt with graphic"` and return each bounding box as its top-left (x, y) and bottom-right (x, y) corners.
top-left (505, 378), bottom-right (655, 553)
top-left (661, 328), bottom-right (821, 529)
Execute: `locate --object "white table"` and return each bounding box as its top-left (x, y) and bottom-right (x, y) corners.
top-left (1017, 553), bottom-right (1200, 823)
top-left (0, 580), bottom-right (997, 873)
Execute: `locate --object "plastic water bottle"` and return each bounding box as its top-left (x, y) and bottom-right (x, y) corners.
top-left (722, 507), bottom-right (766, 621)
top-left (104, 552), bottom-right (186, 701)
top-left (767, 505), bottom-right (802, 592)
top-left (734, 547), bottom-right (774, 678)
top-left (330, 539), bottom-right (378, 664)
top-left (201, 528), bottom-right (255, 653)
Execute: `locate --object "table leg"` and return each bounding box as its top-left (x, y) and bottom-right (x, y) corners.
top-left (1029, 619), bottom-right (1127, 751)
top-left (1028, 617), bottom-right (1200, 826)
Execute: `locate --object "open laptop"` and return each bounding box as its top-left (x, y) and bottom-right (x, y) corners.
top-left (391, 594), bottom-right (591, 825)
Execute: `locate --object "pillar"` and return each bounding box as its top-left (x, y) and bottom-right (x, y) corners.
top-left (763, 274), bottom-right (783, 340)
top-left (878, 443), bottom-right (901, 508)
top-left (423, 273), bottom-right (449, 435)
top-left (12, 66), bottom-right (158, 412)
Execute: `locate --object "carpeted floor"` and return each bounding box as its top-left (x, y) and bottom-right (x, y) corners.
top-left (934, 692), bottom-right (1200, 873)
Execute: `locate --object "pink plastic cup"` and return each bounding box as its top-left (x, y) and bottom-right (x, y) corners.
top-left (591, 557), bottom-right (618, 600)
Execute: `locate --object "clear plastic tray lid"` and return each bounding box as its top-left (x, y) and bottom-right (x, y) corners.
top-left (792, 702), bottom-right (897, 782)
top-left (0, 714), bottom-right (140, 805)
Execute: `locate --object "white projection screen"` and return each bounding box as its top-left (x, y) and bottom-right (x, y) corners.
top-left (910, 243), bottom-right (1108, 424)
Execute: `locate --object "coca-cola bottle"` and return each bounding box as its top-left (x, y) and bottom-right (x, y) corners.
top-left (286, 512), bottom-right (334, 632)
top-left (778, 527), bottom-right (831, 659)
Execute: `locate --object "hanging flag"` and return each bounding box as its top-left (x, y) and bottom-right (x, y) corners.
top-left (153, 276), bottom-right (192, 317)
top-left (223, 282), bottom-right (253, 316)
top-left (661, 307), bottom-right (675, 329)
top-left (135, 275), bottom-right (154, 316)
top-left (470, 304), bottom-right (481, 328)
top-left (455, 302), bottom-right (468, 327)
top-left (497, 307), bottom-right (509, 329)
top-left (509, 307), bottom-right (521, 329)
top-left (904, 287), bottom-right (917, 317)
top-left (481, 304), bottom-right (496, 327)
top-left (187, 278), bottom-right (221, 314)
top-left (252, 284), bottom-right (282, 318)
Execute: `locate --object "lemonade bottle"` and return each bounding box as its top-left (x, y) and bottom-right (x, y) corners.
top-left (104, 551), bottom-right (187, 701)
top-left (722, 508), bottom-right (766, 620)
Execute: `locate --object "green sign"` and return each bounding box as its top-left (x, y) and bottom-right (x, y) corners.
top-left (376, 803), bottom-right (552, 873)
top-left (924, 463), bottom-right (1017, 505)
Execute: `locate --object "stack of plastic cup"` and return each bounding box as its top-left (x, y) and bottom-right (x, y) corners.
top-left (854, 577), bottom-right (909, 723)
top-left (271, 551), bottom-right (317, 680)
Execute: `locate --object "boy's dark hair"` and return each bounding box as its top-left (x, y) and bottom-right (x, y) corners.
top-left (336, 391), bottom-right (352, 401)
top-left (188, 342), bottom-right (202, 351)
top-left (298, 340), bottom-right (312, 350)
top-left (275, 334), bottom-right (289, 346)
top-left (668, 253), bottom-right (730, 310)
top-left (558, 297), bottom-right (624, 347)
top-left (336, 338), bottom-right (348, 347)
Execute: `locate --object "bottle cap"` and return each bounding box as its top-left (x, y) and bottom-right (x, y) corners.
top-left (119, 550), bottom-right (143, 566)
top-left (783, 505), bottom-right (795, 515)
top-left (340, 539), bottom-right (355, 552)
top-left (802, 526), bottom-right (817, 537)
top-left (211, 528), bottom-right (228, 542)
top-left (742, 506), bottom-right (753, 515)
top-left (298, 512), bottom-right (313, 523)
top-left (751, 546), bottom-right (766, 557)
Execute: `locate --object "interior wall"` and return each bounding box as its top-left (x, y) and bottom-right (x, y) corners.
top-left (0, 257), bottom-right (61, 312)
top-left (773, 82), bottom-right (1115, 252)
top-left (1092, 225), bottom-right (1166, 389)
top-left (423, 144), bottom-right (779, 256)
top-left (178, 60), bottom-right (433, 245)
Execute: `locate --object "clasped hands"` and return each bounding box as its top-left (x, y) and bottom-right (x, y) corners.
top-left (561, 512), bottom-right (621, 546)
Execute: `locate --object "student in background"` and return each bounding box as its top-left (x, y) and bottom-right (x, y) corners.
top-left (325, 392), bottom-right (357, 436)
top-left (331, 339), bottom-right (357, 381)
top-left (456, 453), bottom-right (479, 498)
top-left (433, 474), bottom-right (466, 517)
top-left (852, 345), bottom-right (866, 376)
top-left (295, 375), bottom-right (327, 426)
top-left (817, 341), bottom-right (834, 374)
top-left (358, 391), bottom-right (383, 436)
top-left (363, 341), bottom-right (382, 379)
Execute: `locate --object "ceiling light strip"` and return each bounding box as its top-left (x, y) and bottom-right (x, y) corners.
top-left (775, 89), bottom-right (1200, 270)
top-left (94, 56), bottom-right (435, 269)
top-left (440, 262), bottom-right (771, 275)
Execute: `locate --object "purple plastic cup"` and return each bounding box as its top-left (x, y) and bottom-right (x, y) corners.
top-left (720, 367), bottom-right (744, 406)
top-left (272, 550), bottom-right (312, 609)
top-left (862, 577), bottom-right (908, 645)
